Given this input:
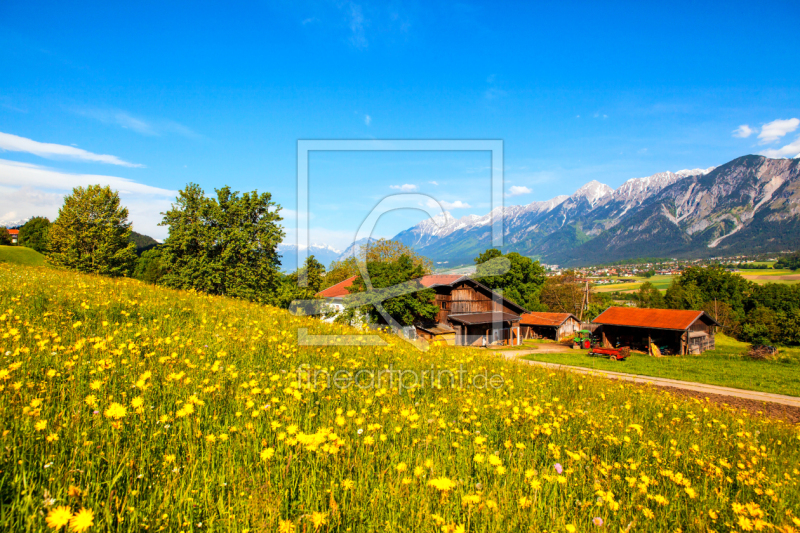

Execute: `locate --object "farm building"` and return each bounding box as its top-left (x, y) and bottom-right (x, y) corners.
top-left (316, 274), bottom-right (526, 346)
top-left (592, 307), bottom-right (720, 355)
top-left (6, 229), bottom-right (18, 244)
top-left (519, 312), bottom-right (581, 340)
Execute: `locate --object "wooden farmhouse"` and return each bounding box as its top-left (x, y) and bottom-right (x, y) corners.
top-left (592, 307), bottom-right (720, 355)
top-left (519, 312), bottom-right (581, 341)
top-left (317, 274), bottom-right (527, 346)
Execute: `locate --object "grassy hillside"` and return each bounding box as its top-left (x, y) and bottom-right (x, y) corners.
top-left (0, 245), bottom-right (46, 266)
top-left (2, 264), bottom-right (800, 532)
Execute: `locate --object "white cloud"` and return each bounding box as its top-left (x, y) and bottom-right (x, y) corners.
top-left (390, 184), bottom-right (418, 191)
top-left (348, 2), bottom-right (368, 48)
top-left (506, 185), bottom-right (532, 197)
top-left (760, 136), bottom-right (800, 159)
top-left (428, 180), bottom-right (438, 185)
top-left (732, 124), bottom-right (754, 138)
top-left (758, 118), bottom-right (800, 144)
top-left (75, 108), bottom-right (201, 139)
top-left (0, 131), bottom-right (142, 167)
top-left (364, 114), bottom-right (371, 125)
top-left (426, 198), bottom-right (471, 210)
top-left (0, 158), bottom-right (176, 238)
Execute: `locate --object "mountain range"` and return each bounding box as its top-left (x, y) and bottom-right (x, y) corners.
top-left (386, 155), bottom-right (800, 267)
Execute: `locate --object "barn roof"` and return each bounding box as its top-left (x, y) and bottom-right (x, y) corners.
top-left (316, 274), bottom-right (465, 298)
top-left (316, 276), bottom-right (357, 298)
top-left (7, 229), bottom-right (19, 235)
top-left (592, 307), bottom-right (719, 331)
top-left (520, 312), bottom-right (578, 327)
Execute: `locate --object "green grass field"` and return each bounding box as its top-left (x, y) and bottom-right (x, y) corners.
top-left (592, 275), bottom-right (674, 293)
top-left (0, 245), bottom-right (46, 266)
top-left (522, 334), bottom-right (800, 397)
top-left (4, 264), bottom-right (800, 531)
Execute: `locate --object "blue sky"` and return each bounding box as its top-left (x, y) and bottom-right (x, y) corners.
top-left (1, 0), bottom-right (799, 250)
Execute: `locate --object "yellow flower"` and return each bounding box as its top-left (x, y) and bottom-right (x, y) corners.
top-left (566, 525), bottom-right (576, 533)
top-left (84, 395), bottom-right (97, 407)
top-left (104, 403), bottom-right (127, 420)
top-left (309, 512), bottom-right (327, 529)
top-left (47, 433), bottom-right (59, 443)
top-left (260, 448), bottom-right (275, 461)
top-left (89, 380), bottom-right (102, 391)
top-left (428, 477), bottom-right (456, 492)
top-left (46, 506), bottom-right (72, 529)
top-left (35, 420), bottom-right (47, 431)
top-left (488, 455), bottom-right (502, 466)
top-left (278, 519), bottom-right (296, 533)
top-left (67, 486), bottom-right (82, 498)
top-left (708, 510), bottom-right (718, 520)
top-left (164, 454), bottom-right (176, 463)
top-left (69, 508), bottom-right (94, 532)
top-left (396, 462), bottom-right (408, 472)
top-left (342, 479), bottom-right (354, 490)
top-left (131, 397), bottom-right (144, 409)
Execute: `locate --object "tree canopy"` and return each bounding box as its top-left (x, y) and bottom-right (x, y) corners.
top-left (0, 227), bottom-right (11, 246)
top-left (159, 183), bottom-right (284, 303)
top-left (19, 217), bottom-right (51, 253)
top-left (47, 185), bottom-right (137, 276)
top-left (474, 249), bottom-right (546, 311)
top-left (345, 254), bottom-right (439, 327)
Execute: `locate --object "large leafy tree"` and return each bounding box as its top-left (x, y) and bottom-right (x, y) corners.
top-left (345, 254), bottom-right (439, 326)
top-left (48, 185), bottom-right (137, 276)
top-left (636, 281), bottom-right (665, 308)
top-left (271, 255), bottom-right (327, 310)
top-left (19, 217), bottom-right (51, 253)
top-left (474, 249), bottom-right (546, 311)
top-left (359, 238), bottom-right (433, 274)
top-left (323, 256), bottom-right (360, 289)
top-left (775, 252), bottom-right (800, 270)
top-left (133, 247), bottom-right (167, 285)
top-left (0, 227), bottom-right (11, 246)
top-left (159, 184), bottom-right (284, 302)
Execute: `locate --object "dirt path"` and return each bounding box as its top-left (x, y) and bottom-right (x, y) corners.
top-left (497, 348), bottom-right (800, 410)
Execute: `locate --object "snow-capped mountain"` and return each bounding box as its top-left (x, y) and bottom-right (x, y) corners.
top-left (278, 243), bottom-right (342, 272)
top-left (389, 164), bottom-right (745, 265)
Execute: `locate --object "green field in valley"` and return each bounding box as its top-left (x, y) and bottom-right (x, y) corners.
top-left (0, 246), bottom-right (46, 266)
top-left (522, 334), bottom-right (800, 397)
top-left (592, 274), bottom-right (674, 293)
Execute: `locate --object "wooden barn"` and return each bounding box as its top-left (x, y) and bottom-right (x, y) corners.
top-left (317, 274), bottom-right (527, 346)
top-left (519, 312), bottom-right (581, 341)
top-left (592, 307), bottom-right (720, 355)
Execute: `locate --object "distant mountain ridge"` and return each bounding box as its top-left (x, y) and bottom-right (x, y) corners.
top-left (392, 164), bottom-right (722, 265)
top-left (278, 243), bottom-right (342, 272)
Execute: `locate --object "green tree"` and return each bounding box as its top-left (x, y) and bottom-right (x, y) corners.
top-left (0, 227), bottom-right (11, 246)
top-left (270, 255), bottom-right (328, 310)
top-left (346, 255), bottom-right (439, 326)
top-left (159, 184), bottom-right (284, 302)
top-left (324, 256), bottom-right (360, 289)
top-left (474, 249), bottom-right (546, 311)
top-left (637, 281), bottom-right (665, 308)
top-left (775, 252), bottom-right (800, 270)
top-left (360, 238), bottom-right (433, 274)
top-left (19, 217), bottom-right (51, 253)
top-left (740, 307), bottom-right (780, 345)
top-left (47, 185), bottom-right (137, 276)
top-left (133, 247), bottom-right (167, 285)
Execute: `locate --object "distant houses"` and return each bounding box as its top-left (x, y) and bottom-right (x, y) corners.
top-left (317, 274), bottom-right (526, 346)
top-left (6, 229), bottom-right (18, 244)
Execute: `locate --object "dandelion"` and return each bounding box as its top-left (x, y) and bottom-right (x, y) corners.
top-left (260, 448), bottom-right (275, 461)
top-left (67, 486), bottom-right (82, 498)
top-left (566, 525), bottom-right (576, 533)
top-left (278, 520), bottom-right (295, 533)
top-left (46, 506), bottom-right (72, 529)
top-left (342, 479), bottom-right (354, 490)
top-left (104, 403), bottom-right (127, 420)
top-left (69, 508), bottom-right (94, 532)
top-left (309, 512), bottom-right (327, 529)
top-left (131, 397), bottom-right (144, 409)
top-left (428, 477), bottom-right (457, 492)
top-left (35, 420), bottom-right (47, 431)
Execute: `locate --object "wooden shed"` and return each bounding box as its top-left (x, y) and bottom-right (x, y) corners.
top-left (520, 312), bottom-right (581, 341)
top-left (592, 307), bottom-right (720, 355)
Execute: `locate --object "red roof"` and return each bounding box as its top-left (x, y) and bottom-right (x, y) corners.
top-left (593, 307), bottom-right (713, 331)
top-left (520, 312), bottom-right (577, 327)
top-left (316, 273), bottom-right (465, 298)
top-left (7, 229), bottom-right (19, 235)
top-left (419, 274), bottom-right (464, 287)
top-left (316, 276), bottom-right (357, 298)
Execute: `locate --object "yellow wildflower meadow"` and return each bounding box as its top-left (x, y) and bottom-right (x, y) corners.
top-left (1, 263), bottom-right (800, 532)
